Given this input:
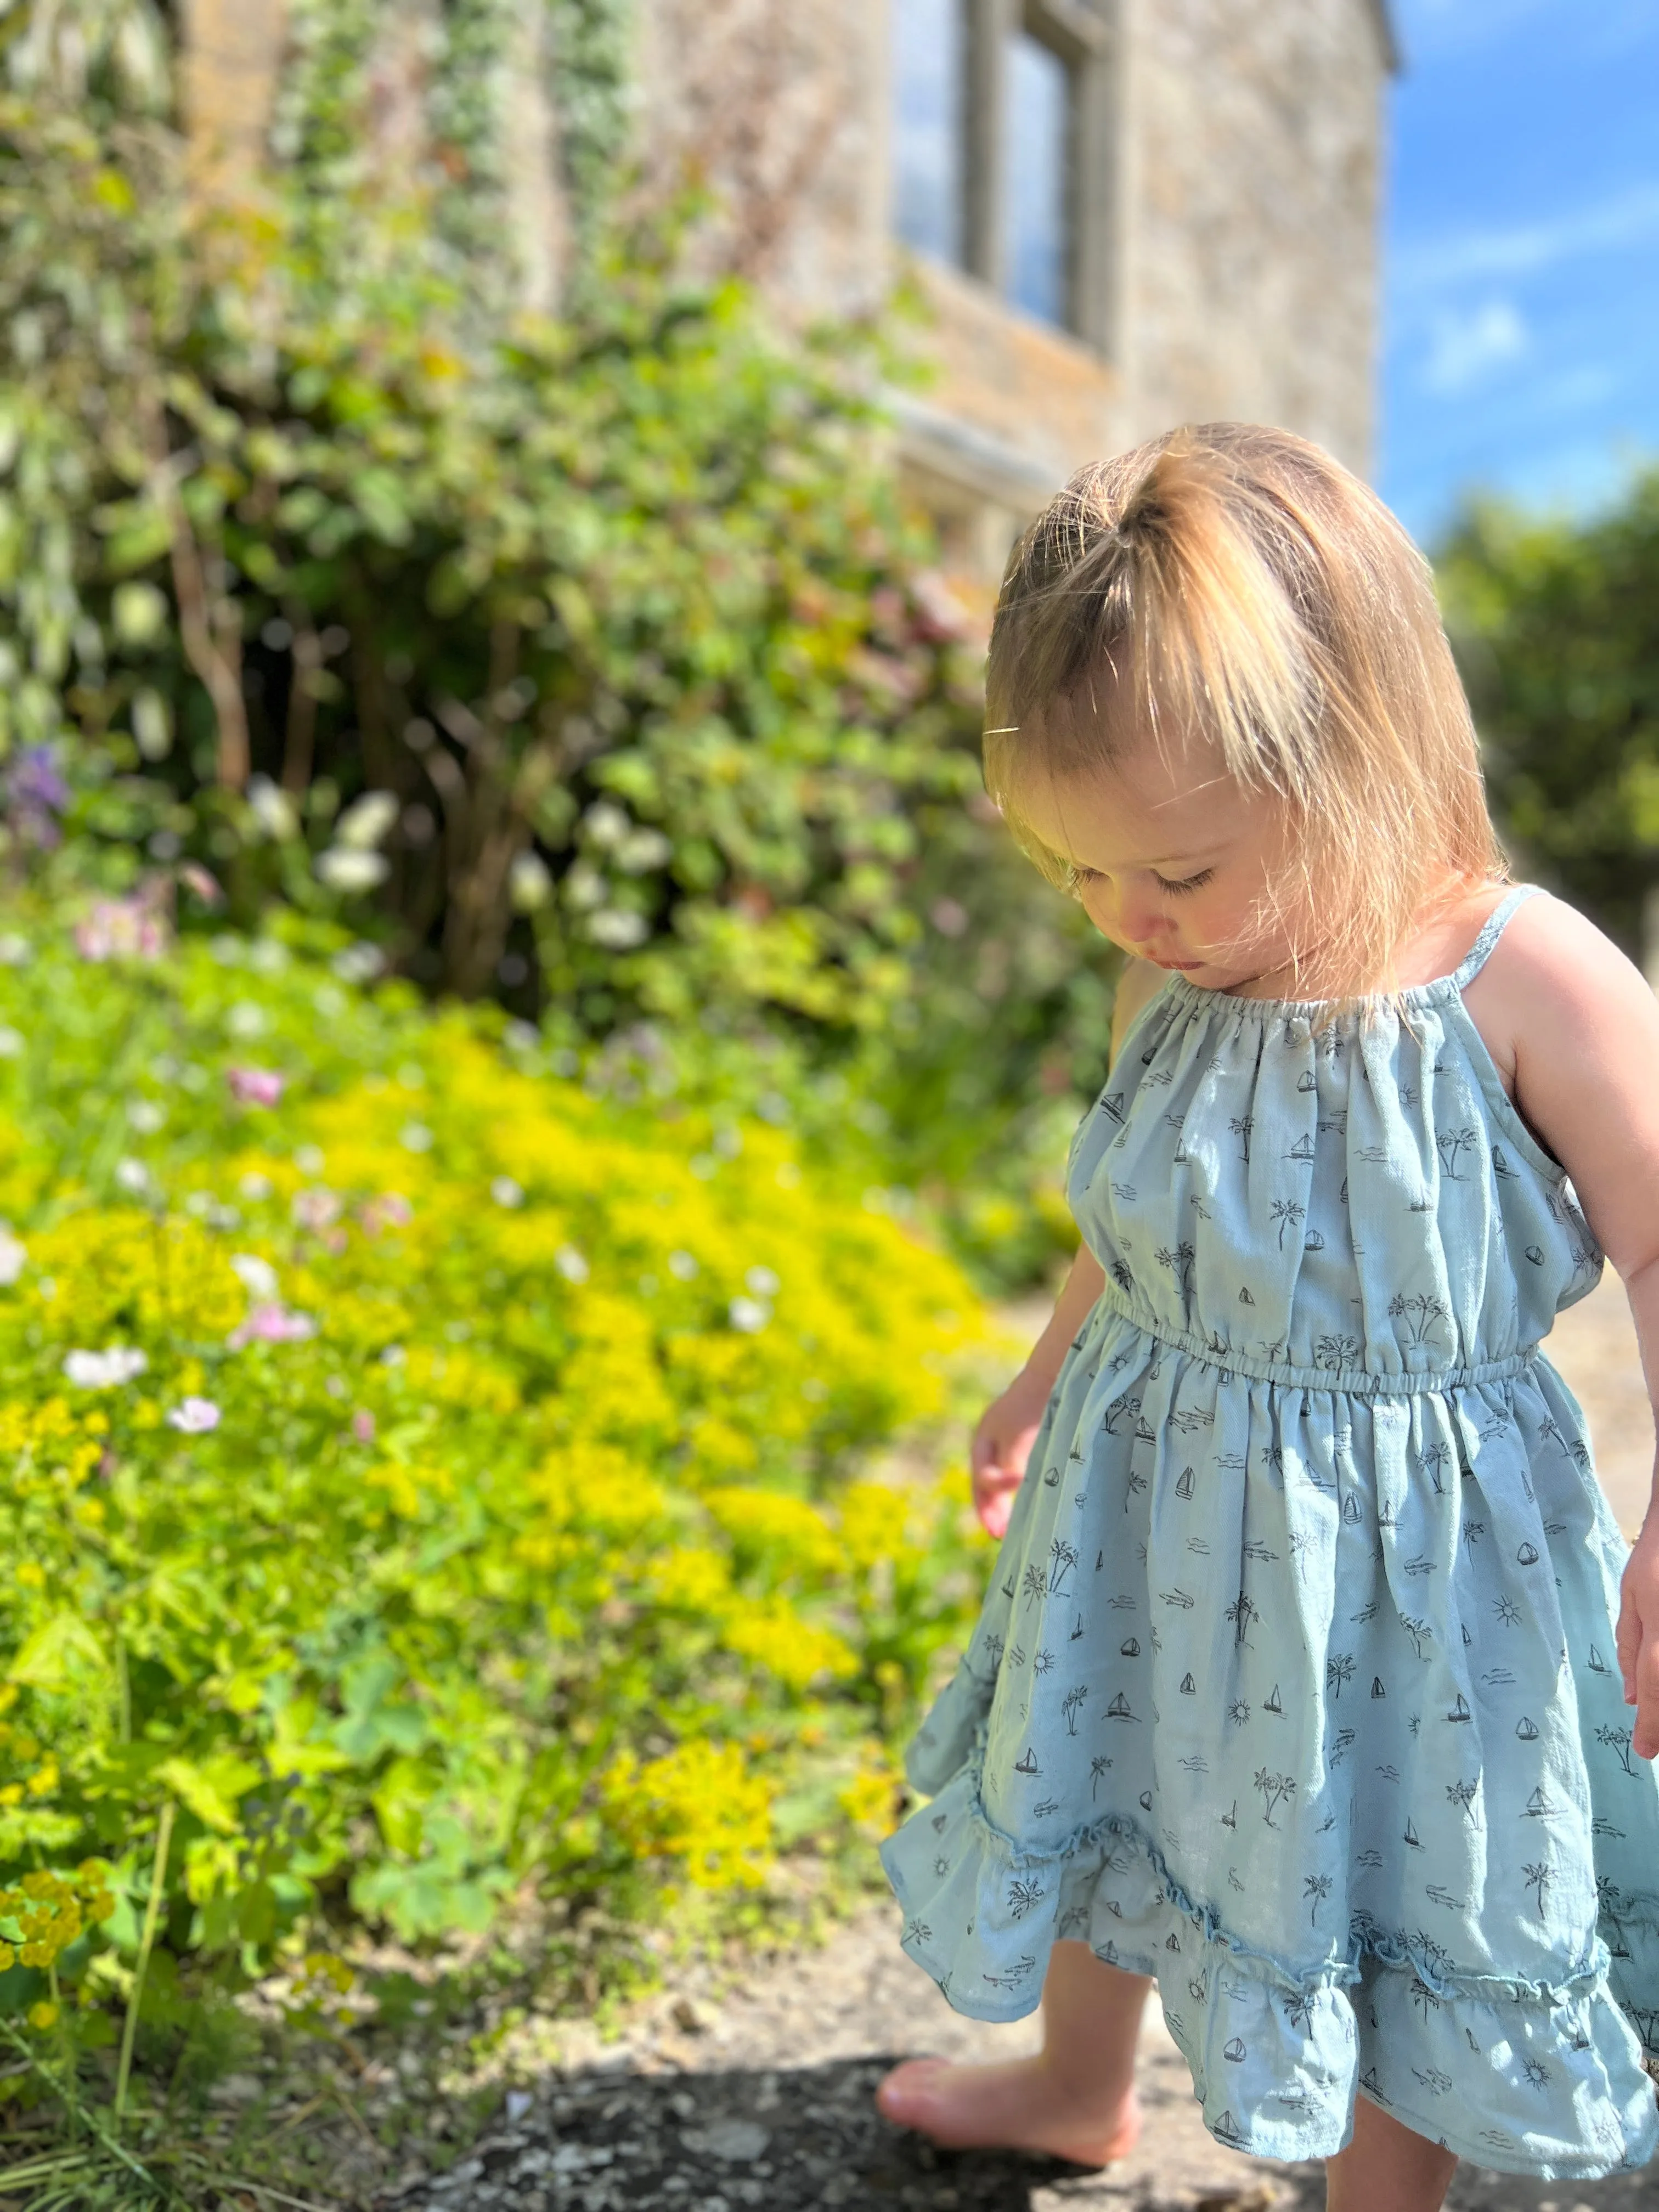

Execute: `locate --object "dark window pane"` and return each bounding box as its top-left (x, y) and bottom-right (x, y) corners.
top-left (1006, 29), bottom-right (1071, 326)
top-left (893, 0), bottom-right (966, 265)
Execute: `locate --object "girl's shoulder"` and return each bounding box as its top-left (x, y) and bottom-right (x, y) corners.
top-left (1469, 890), bottom-right (1659, 1279)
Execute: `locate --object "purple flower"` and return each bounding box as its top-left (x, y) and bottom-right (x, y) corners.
top-left (11, 748), bottom-right (70, 814)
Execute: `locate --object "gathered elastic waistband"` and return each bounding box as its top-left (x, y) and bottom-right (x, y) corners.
top-left (1088, 1284), bottom-right (1541, 1398)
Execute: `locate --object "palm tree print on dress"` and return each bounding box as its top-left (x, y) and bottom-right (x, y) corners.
top-left (1389, 1291), bottom-right (1452, 1349)
top-left (1048, 1538), bottom-right (1079, 1594)
top-left (1255, 1767), bottom-right (1297, 1827)
top-left (1523, 1860), bottom-right (1553, 1916)
top-left (1304, 1872), bottom-right (1332, 1923)
top-left (1061, 1685), bottom-right (1088, 1735)
top-left (1435, 1125), bottom-right (1480, 1178)
top-left (1271, 1198), bottom-right (1306, 1248)
top-left (1228, 1113), bottom-right (1254, 1163)
top-left (1596, 1724), bottom-right (1639, 1778)
top-left (1326, 1652), bottom-right (1356, 1699)
top-left (1156, 1241), bottom-right (1197, 1293)
top-left (1315, 1333), bottom-right (1363, 1368)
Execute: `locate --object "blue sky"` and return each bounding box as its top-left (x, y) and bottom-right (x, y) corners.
top-left (1380, 0), bottom-right (1659, 546)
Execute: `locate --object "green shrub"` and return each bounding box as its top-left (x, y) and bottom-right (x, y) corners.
top-left (1438, 466), bottom-right (1659, 952)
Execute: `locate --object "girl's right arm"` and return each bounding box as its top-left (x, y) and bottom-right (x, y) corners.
top-left (969, 957), bottom-right (1163, 1538)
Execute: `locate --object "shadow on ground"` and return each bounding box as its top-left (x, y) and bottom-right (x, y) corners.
top-left (380, 2053), bottom-right (1325, 2211)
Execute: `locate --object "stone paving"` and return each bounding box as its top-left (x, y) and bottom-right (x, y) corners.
top-left (398, 1271), bottom-right (1659, 2212)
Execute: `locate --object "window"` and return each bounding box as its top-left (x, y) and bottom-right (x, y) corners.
top-left (1005, 27), bottom-right (1073, 326)
top-left (889, 0), bottom-right (1114, 350)
top-left (891, 0), bottom-right (968, 268)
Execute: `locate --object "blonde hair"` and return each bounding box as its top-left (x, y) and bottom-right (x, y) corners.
top-left (984, 422), bottom-right (1506, 1011)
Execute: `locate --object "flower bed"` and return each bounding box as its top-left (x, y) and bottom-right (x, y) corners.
top-left (0, 912), bottom-right (987, 2057)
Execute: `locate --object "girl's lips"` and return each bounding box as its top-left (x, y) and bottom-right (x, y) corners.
top-left (1148, 954), bottom-right (1203, 971)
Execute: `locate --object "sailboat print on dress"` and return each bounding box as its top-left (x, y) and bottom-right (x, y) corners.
top-left (879, 885), bottom-right (1659, 2180)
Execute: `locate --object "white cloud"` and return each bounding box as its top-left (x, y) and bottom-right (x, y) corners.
top-left (1393, 180), bottom-right (1659, 298)
top-left (1419, 297), bottom-right (1528, 393)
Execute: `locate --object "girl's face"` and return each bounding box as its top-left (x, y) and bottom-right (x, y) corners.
top-left (1020, 726), bottom-right (1314, 997)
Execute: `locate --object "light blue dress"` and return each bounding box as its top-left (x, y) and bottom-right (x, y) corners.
top-left (881, 885), bottom-right (1659, 2180)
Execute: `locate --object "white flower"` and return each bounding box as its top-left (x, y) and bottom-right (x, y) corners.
top-left (744, 1265), bottom-right (780, 1297)
top-left (167, 1396), bottom-right (221, 1433)
top-left (64, 1346), bottom-right (148, 1389)
top-left (229, 1253), bottom-right (279, 1301)
top-left (0, 1234), bottom-right (23, 1285)
top-left (0, 1027), bottom-right (22, 1057)
top-left (585, 910), bottom-right (648, 950)
top-left (555, 1245), bottom-right (590, 1285)
top-left (331, 943), bottom-right (383, 984)
top-left (583, 800), bottom-right (631, 848)
top-left (509, 851), bottom-right (554, 913)
top-left (316, 847), bottom-right (390, 893)
top-left (246, 775), bottom-right (300, 843)
top-left (115, 1158), bottom-right (150, 1194)
top-left (239, 1171), bottom-right (273, 1201)
top-left (490, 1176), bottom-right (524, 1208)
top-left (334, 790), bottom-right (399, 851)
top-left (728, 1297), bottom-right (771, 1334)
top-left (616, 828), bottom-right (672, 875)
top-left (667, 1249), bottom-right (698, 1281)
top-left (294, 1146), bottom-right (325, 1176)
top-left (227, 1000), bottom-right (267, 1040)
top-left (399, 1122), bottom-right (433, 1153)
top-left (127, 1099), bottom-right (165, 1133)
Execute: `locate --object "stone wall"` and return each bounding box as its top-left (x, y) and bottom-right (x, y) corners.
top-left (1122, 0), bottom-right (1389, 474)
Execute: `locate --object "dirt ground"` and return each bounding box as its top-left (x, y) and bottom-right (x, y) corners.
top-left (443, 1273), bottom-right (1659, 2212)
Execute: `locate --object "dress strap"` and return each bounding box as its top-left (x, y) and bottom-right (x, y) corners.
top-left (1451, 883), bottom-right (1543, 989)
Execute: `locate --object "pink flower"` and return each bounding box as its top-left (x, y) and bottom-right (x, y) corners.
top-left (228, 1066), bottom-right (284, 1107)
top-left (228, 1301), bottom-right (316, 1350)
top-left (360, 1192), bottom-right (414, 1234)
top-left (167, 1397), bottom-right (222, 1433)
top-left (351, 1410), bottom-right (376, 1444)
top-left (75, 896), bottom-right (169, 963)
top-left (178, 864), bottom-right (223, 908)
top-left (291, 1188), bottom-right (341, 1233)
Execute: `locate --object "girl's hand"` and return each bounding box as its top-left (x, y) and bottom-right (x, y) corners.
top-left (970, 1369), bottom-right (1054, 1539)
top-left (1616, 1509), bottom-right (1659, 1759)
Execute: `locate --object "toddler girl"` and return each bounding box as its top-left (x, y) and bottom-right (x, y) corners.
top-left (874, 424), bottom-right (1659, 2210)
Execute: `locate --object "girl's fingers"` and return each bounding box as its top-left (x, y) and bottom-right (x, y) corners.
top-left (974, 1460), bottom-right (1023, 1536)
top-left (1617, 1580), bottom-right (1640, 1706)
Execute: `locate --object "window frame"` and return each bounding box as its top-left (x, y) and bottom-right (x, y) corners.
top-left (952, 0), bottom-right (1121, 355)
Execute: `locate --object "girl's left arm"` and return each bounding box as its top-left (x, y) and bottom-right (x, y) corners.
top-left (1486, 895), bottom-right (1659, 1760)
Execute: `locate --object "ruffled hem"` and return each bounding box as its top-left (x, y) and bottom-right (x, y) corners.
top-left (880, 1753), bottom-right (1659, 2180)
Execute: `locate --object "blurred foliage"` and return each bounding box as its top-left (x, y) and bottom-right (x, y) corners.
top-left (0, 0), bottom-right (1114, 1295)
top-left (0, 907), bottom-right (991, 2109)
top-left (1439, 465), bottom-right (1659, 955)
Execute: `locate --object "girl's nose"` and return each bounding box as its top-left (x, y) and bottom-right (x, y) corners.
top-left (1116, 887), bottom-right (1172, 952)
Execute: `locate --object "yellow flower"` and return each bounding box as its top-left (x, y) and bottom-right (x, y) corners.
top-left (26, 2002), bottom-right (58, 2031)
top-left (13, 1560), bottom-right (44, 1590)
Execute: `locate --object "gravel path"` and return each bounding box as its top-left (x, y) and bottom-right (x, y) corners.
top-left (415, 1272), bottom-right (1659, 2212)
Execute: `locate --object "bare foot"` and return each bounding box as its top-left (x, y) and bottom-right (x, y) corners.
top-left (873, 2052), bottom-right (1143, 2168)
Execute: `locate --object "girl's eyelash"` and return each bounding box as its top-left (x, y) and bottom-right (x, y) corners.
top-left (1068, 864), bottom-right (1212, 898)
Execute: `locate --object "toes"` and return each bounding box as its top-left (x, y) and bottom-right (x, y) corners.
top-left (876, 2057), bottom-right (946, 2121)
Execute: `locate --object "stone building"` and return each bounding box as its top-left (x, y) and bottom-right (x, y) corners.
top-left (180, 0), bottom-right (1396, 591)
